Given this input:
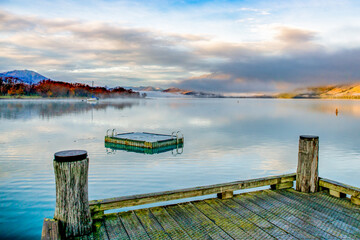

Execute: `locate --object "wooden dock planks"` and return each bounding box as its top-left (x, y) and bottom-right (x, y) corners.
top-left (92, 220), bottom-right (109, 240)
top-left (103, 213), bottom-right (129, 240)
top-left (150, 207), bottom-right (192, 240)
top-left (264, 190), bottom-right (358, 239)
top-left (165, 203), bottom-right (230, 240)
top-left (118, 211), bottom-right (150, 240)
top-left (134, 209), bottom-right (171, 240)
top-left (232, 194), bottom-right (316, 239)
top-left (200, 198), bottom-right (275, 239)
top-left (248, 191), bottom-right (340, 239)
top-left (91, 189), bottom-right (360, 240)
top-left (278, 190), bottom-right (360, 234)
top-left (218, 198), bottom-right (294, 239)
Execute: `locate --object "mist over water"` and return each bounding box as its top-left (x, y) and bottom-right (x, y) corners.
top-left (1, 98), bottom-right (360, 239)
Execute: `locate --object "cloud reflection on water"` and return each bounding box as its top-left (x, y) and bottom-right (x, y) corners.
top-left (0, 99), bottom-right (139, 120)
top-left (1, 98), bottom-right (360, 239)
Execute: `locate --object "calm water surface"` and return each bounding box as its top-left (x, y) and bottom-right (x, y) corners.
top-left (0, 98), bottom-right (360, 239)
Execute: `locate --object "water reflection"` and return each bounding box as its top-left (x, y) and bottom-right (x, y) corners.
top-left (105, 142), bottom-right (184, 155)
top-left (285, 99), bottom-right (360, 117)
top-left (0, 99), bottom-right (139, 120)
top-left (1, 98), bottom-right (360, 239)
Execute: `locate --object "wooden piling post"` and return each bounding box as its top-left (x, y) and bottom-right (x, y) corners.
top-left (41, 218), bottom-right (62, 240)
top-left (53, 150), bottom-right (92, 238)
top-left (296, 135), bottom-right (319, 193)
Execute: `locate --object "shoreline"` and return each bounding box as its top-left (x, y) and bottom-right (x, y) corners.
top-left (0, 96), bottom-right (144, 100)
top-left (1, 95), bottom-right (360, 100)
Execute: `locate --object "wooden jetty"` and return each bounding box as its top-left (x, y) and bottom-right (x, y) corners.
top-left (42, 135), bottom-right (360, 239)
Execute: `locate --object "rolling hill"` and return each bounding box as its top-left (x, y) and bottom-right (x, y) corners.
top-left (277, 83), bottom-right (360, 99)
top-left (0, 70), bottom-right (49, 85)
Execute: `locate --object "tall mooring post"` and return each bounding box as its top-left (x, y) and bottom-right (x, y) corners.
top-left (296, 135), bottom-right (319, 193)
top-left (51, 150), bottom-right (92, 238)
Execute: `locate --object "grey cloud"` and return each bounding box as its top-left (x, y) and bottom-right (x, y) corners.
top-left (176, 47), bottom-right (360, 92)
top-left (0, 10), bottom-right (203, 71)
top-left (1, 9), bottom-right (360, 92)
top-left (195, 43), bottom-right (256, 60)
top-left (221, 49), bottom-right (360, 82)
top-left (177, 77), bottom-right (276, 93)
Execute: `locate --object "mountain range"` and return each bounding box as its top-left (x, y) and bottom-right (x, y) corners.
top-left (123, 86), bottom-right (223, 97)
top-left (0, 70), bottom-right (48, 85)
top-left (3, 70), bottom-right (360, 99)
top-left (124, 86), bottom-right (164, 91)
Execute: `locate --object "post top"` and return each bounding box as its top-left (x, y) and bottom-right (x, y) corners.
top-left (300, 135), bottom-right (319, 140)
top-left (54, 150), bottom-right (87, 162)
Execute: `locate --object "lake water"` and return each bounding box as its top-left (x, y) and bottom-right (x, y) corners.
top-left (1, 97), bottom-right (360, 239)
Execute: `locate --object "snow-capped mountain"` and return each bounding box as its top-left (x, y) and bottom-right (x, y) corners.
top-left (0, 70), bottom-right (49, 84)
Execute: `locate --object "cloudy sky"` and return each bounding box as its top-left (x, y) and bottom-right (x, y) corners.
top-left (1, 0), bottom-right (360, 93)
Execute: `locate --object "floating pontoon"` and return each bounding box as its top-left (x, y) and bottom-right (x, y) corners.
top-left (105, 130), bottom-right (184, 150)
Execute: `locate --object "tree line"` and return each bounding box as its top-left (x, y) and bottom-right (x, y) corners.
top-left (0, 77), bottom-right (141, 98)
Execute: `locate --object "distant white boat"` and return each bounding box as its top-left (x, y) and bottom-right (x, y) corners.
top-left (87, 97), bottom-right (99, 102)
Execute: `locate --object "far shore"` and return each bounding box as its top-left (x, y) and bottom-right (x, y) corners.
top-left (1, 94), bottom-right (360, 100)
top-left (0, 95), bottom-right (142, 100)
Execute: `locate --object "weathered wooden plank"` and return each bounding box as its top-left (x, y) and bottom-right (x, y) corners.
top-left (164, 204), bottom-right (215, 239)
top-left (90, 173), bottom-right (296, 212)
top-left (179, 202), bottom-right (234, 240)
top-left (219, 198), bottom-right (294, 239)
top-left (316, 191), bottom-right (360, 212)
top-left (351, 196), bottom-right (360, 206)
top-left (103, 213), bottom-right (129, 240)
top-left (287, 189), bottom-right (360, 221)
top-left (92, 220), bottom-right (109, 240)
top-left (204, 199), bottom-right (274, 239)
top-left (232, 193), bottom-right (316, 239)
top-left (203, 198), bottom-right (276, 239)
top-left (192, 201), bottom-right (253, 239)
top-left (134, 209), bottom-right (171, 240)
top-left (278, 190), bottom-right (360, 238)
top-left (150, 207), bottom-right (192, 240)
top-left (250, 191), bottom-right (340, 239)
top-left (118, 211), bottom-right (150, 240)
top-left (270, 181), bottom-right (293, 190)
top-left (265, 190), bottom-right (358, 239)
top-left (41, 218), bottom-right (62, 240)
top-left (329, 189), bottom-right (346, 198)
top-left (278, 190), bottom-right (360, 235)
top-left (246, 192), bottom-right (334, 239)
top-left (319, 178), bottom-right (360, 197)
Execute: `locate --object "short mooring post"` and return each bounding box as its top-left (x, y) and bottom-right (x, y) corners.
top-left (53, 150), bottom-right (92, 238)
top-left (296, 135), bottom-right (319, 193)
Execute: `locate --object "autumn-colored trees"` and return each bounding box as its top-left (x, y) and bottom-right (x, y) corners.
top-left (0, 77), bottom-right (30, 96)
top-left (0, 77), bottom-right (140, 98)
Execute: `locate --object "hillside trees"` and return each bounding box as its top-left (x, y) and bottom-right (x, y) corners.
top-left (0, 77), bottom-right (140, 98)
